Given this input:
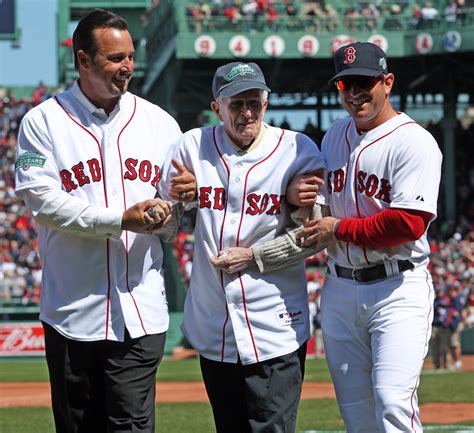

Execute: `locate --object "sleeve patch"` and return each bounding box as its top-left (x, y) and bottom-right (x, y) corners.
top-left (15, 151), bottom-right (46, 171)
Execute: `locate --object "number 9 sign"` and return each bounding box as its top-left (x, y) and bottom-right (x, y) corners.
top-left (229, 35), bottom-right (251, 58)
top-left (194, 35), bottom-right (216, 57)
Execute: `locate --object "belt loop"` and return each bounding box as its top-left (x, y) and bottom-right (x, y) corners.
top-left (327, 257), bottom-right (338, 277)
top-left (383, 258), bottom-right (399, 278)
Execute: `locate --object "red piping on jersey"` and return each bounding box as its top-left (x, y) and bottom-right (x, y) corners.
top-left (351, 120), bottom-right (416, 266)
top-left (343, 123), bottom-right (353, 267)
top-left (115, 96), bottom-right (147, 335)
top-left (236, 128), bottom-right (286, 362)
top-left (409, 269), bottom-right (434, 431)
top-left (212, 127), bottom-right (231, 361)
top-left (55, 96), bottom-right (113, 339)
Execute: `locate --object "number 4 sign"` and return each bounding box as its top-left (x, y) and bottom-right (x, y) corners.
top-left (229, 35), bottom-right (251, 58)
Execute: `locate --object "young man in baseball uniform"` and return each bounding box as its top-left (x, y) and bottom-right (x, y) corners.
top-left (159, 62), bottom-right (326, 433)
top-left (15, 9), bottom-right (194, 433)
top-left (214, 42), bottom-right (443, 433)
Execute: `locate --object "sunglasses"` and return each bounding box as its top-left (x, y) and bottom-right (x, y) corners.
top-left (335, 75), bottom-right (383, 91)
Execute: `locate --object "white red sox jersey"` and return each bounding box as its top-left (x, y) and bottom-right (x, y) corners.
top-left (323, 112), bottom-right (442, 267)
top-left (15, 81), bottom-right (182, 342)
top-left (159, 123), bottom-right (326, 365)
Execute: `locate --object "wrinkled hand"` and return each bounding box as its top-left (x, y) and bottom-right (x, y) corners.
top-left (296, 216), bottom-right (340, 247)
top-left (287, 169), bottom-right (325, 207)
top-left (210, 247), bottom-right (255, 274)
top-left (121, 199), bottom-right (172, 234)
top-left (169, 159), bottom-right (196, 203)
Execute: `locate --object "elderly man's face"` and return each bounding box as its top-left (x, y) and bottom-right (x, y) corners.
top-left (211, 89), bottom-right (268, 149)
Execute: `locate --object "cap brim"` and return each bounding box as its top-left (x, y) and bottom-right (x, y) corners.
top-left (219, 81), bottom-right (271, 98)
top-left (328, 68), bottom-right (383, 84)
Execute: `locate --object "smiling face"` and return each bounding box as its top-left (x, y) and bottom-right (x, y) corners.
top-left (211, 89), bottom-right (269, 149)
top-left (77, 27), bottom-right (135, 113)
top-left (337, 73), bottom-right (397, 130)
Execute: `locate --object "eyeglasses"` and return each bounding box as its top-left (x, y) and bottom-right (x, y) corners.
top-left (335, 76), bottom-right (383, 91)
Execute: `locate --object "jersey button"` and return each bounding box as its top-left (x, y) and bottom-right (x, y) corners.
top-left (230, 218), bottom-right (236, 224)
top-left (235, 177), bottom-right (241, 183)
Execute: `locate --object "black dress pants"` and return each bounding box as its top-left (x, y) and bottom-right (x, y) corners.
top-left (200, 342), bottom-right (307, 433)
top-left (43, 322), bottom-right (166, 433)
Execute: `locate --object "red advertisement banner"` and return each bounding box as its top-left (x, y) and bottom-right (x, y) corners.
top-left (0, 322), bottom-right (45, 356)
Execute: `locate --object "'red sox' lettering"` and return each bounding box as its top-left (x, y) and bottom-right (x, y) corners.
top-left (60, 158), bottom-right (160, 193)
top-left (198, 187), bottom-right (284, 215)
top-left (328, 169), bottom-right (391, 203)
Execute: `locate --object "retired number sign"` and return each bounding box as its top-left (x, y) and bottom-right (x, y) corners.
top-left (229, 35), bottom-right (251, 58)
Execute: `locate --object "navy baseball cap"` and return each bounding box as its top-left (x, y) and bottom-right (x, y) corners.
top-left (329, 42), bottom-right (388, 83)
top-left (212, 62), bottom-right (271, 99)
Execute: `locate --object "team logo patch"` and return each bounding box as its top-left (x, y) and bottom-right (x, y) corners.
top-left (379, 57), bottom-right (387, 71)
top-left (343, 46), bottom-right (356, 64)
top-left (277, 310), bottom-right (304, 326)
top-left (15, 151), bottom-right (46, 171)
top-left (226, 64), bottom-right (256, 81)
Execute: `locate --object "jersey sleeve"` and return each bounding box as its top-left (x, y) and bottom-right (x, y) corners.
top-left (158, 130), bottom-right (197, 204)
top-left (15, 109), bottom-right (123, 239)
top-left (290, 133), bottom-right (328, 206)
top-left (389, 127), bottom-right (442, 217)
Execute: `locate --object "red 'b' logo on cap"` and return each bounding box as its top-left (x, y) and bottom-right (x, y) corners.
top-left (343, 47), bottom-right (356, 64)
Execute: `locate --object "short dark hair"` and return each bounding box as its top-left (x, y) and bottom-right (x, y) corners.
top-left (72, 9), bottom-right (128, 70)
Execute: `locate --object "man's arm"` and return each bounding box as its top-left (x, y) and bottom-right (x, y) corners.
top-left (211, 204), bottom-right (330, 274)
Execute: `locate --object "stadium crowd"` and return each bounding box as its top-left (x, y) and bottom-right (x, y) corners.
top-left (183, 0), bottom-right (471, 33)
top-left (0, 85), bottom-right (473, 359)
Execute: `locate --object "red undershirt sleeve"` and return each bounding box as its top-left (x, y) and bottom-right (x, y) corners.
top-left (335, 208), bottom-right (433, 249)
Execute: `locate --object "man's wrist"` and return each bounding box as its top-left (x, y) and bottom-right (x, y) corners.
top-left (333, 219), bottom-right (342, 240)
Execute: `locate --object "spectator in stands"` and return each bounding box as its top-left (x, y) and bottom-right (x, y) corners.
top-left (447, 284), bottom-right (467, 370)
top-left (410, 2), bottom-right (422, 28)
top-left (344, 6), bottom-right (360, 31)
top-left (324, 4), bottom-right (339, 32)
top-left (265, 4), bottom-right (279, 31)
top-left (444, 0), bottom-right (458, 24)
top-left (186, 4), bottom-right (205, 32)
top-left (241, 0), bottom-right (259, 32)
top-left (456, 0), bottom-right (467, 24)
top-left (360, 2), bottom-right (380, 32)
top-left (304, 2), bottom-right (324, 33)
top-left (223, 3), bottom-right (243, 25)
top-left (466, 290), bottom-right (474, 328)
top-left (197, 1), bottom-right (212, 30)
top-left (420, 2), bottom-right (439, 27)
top-left (431, 288), bottom-right (452, 369)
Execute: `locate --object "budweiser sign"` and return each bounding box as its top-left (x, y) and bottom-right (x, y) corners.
top-left (0, 322), bottom-right (45, 356)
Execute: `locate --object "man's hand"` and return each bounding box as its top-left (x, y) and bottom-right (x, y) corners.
top-left (169, 159), bottom-right (196, 203)
top-left (121, 199), bottom-right (172, 234)
top-left (210, 247), bottom-right (255, 274)
top-left (287, 170), bottom-right (325, 207)
top-left (296, 216), bottom-right (340, 247)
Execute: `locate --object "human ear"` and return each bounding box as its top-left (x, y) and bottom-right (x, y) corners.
top-left (77, 50), bottom-right (91, 70)
top-left (211, 101), bottom-right (223, 121)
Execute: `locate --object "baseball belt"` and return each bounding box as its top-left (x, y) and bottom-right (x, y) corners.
top-left (331, 260), bottom-right (414, 283)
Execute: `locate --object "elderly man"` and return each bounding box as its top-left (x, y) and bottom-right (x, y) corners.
top-left (159, 62), bottom-right (326, 433)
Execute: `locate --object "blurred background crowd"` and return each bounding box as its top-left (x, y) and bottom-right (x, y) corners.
top-left (1, 78), bottom-right (473, 365)
top-left (180, 0), bottom-right (470, 33)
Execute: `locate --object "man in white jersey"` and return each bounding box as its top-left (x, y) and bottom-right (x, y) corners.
top-left (159, 62), bottom-right (326, 433)
top-left (15, 9), bottom-right (194, 433)
top-left (214, 42), bottom-right (443, 433)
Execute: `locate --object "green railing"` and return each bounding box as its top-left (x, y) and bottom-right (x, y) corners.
top-left (181, 10), bottom-right (474, 35)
